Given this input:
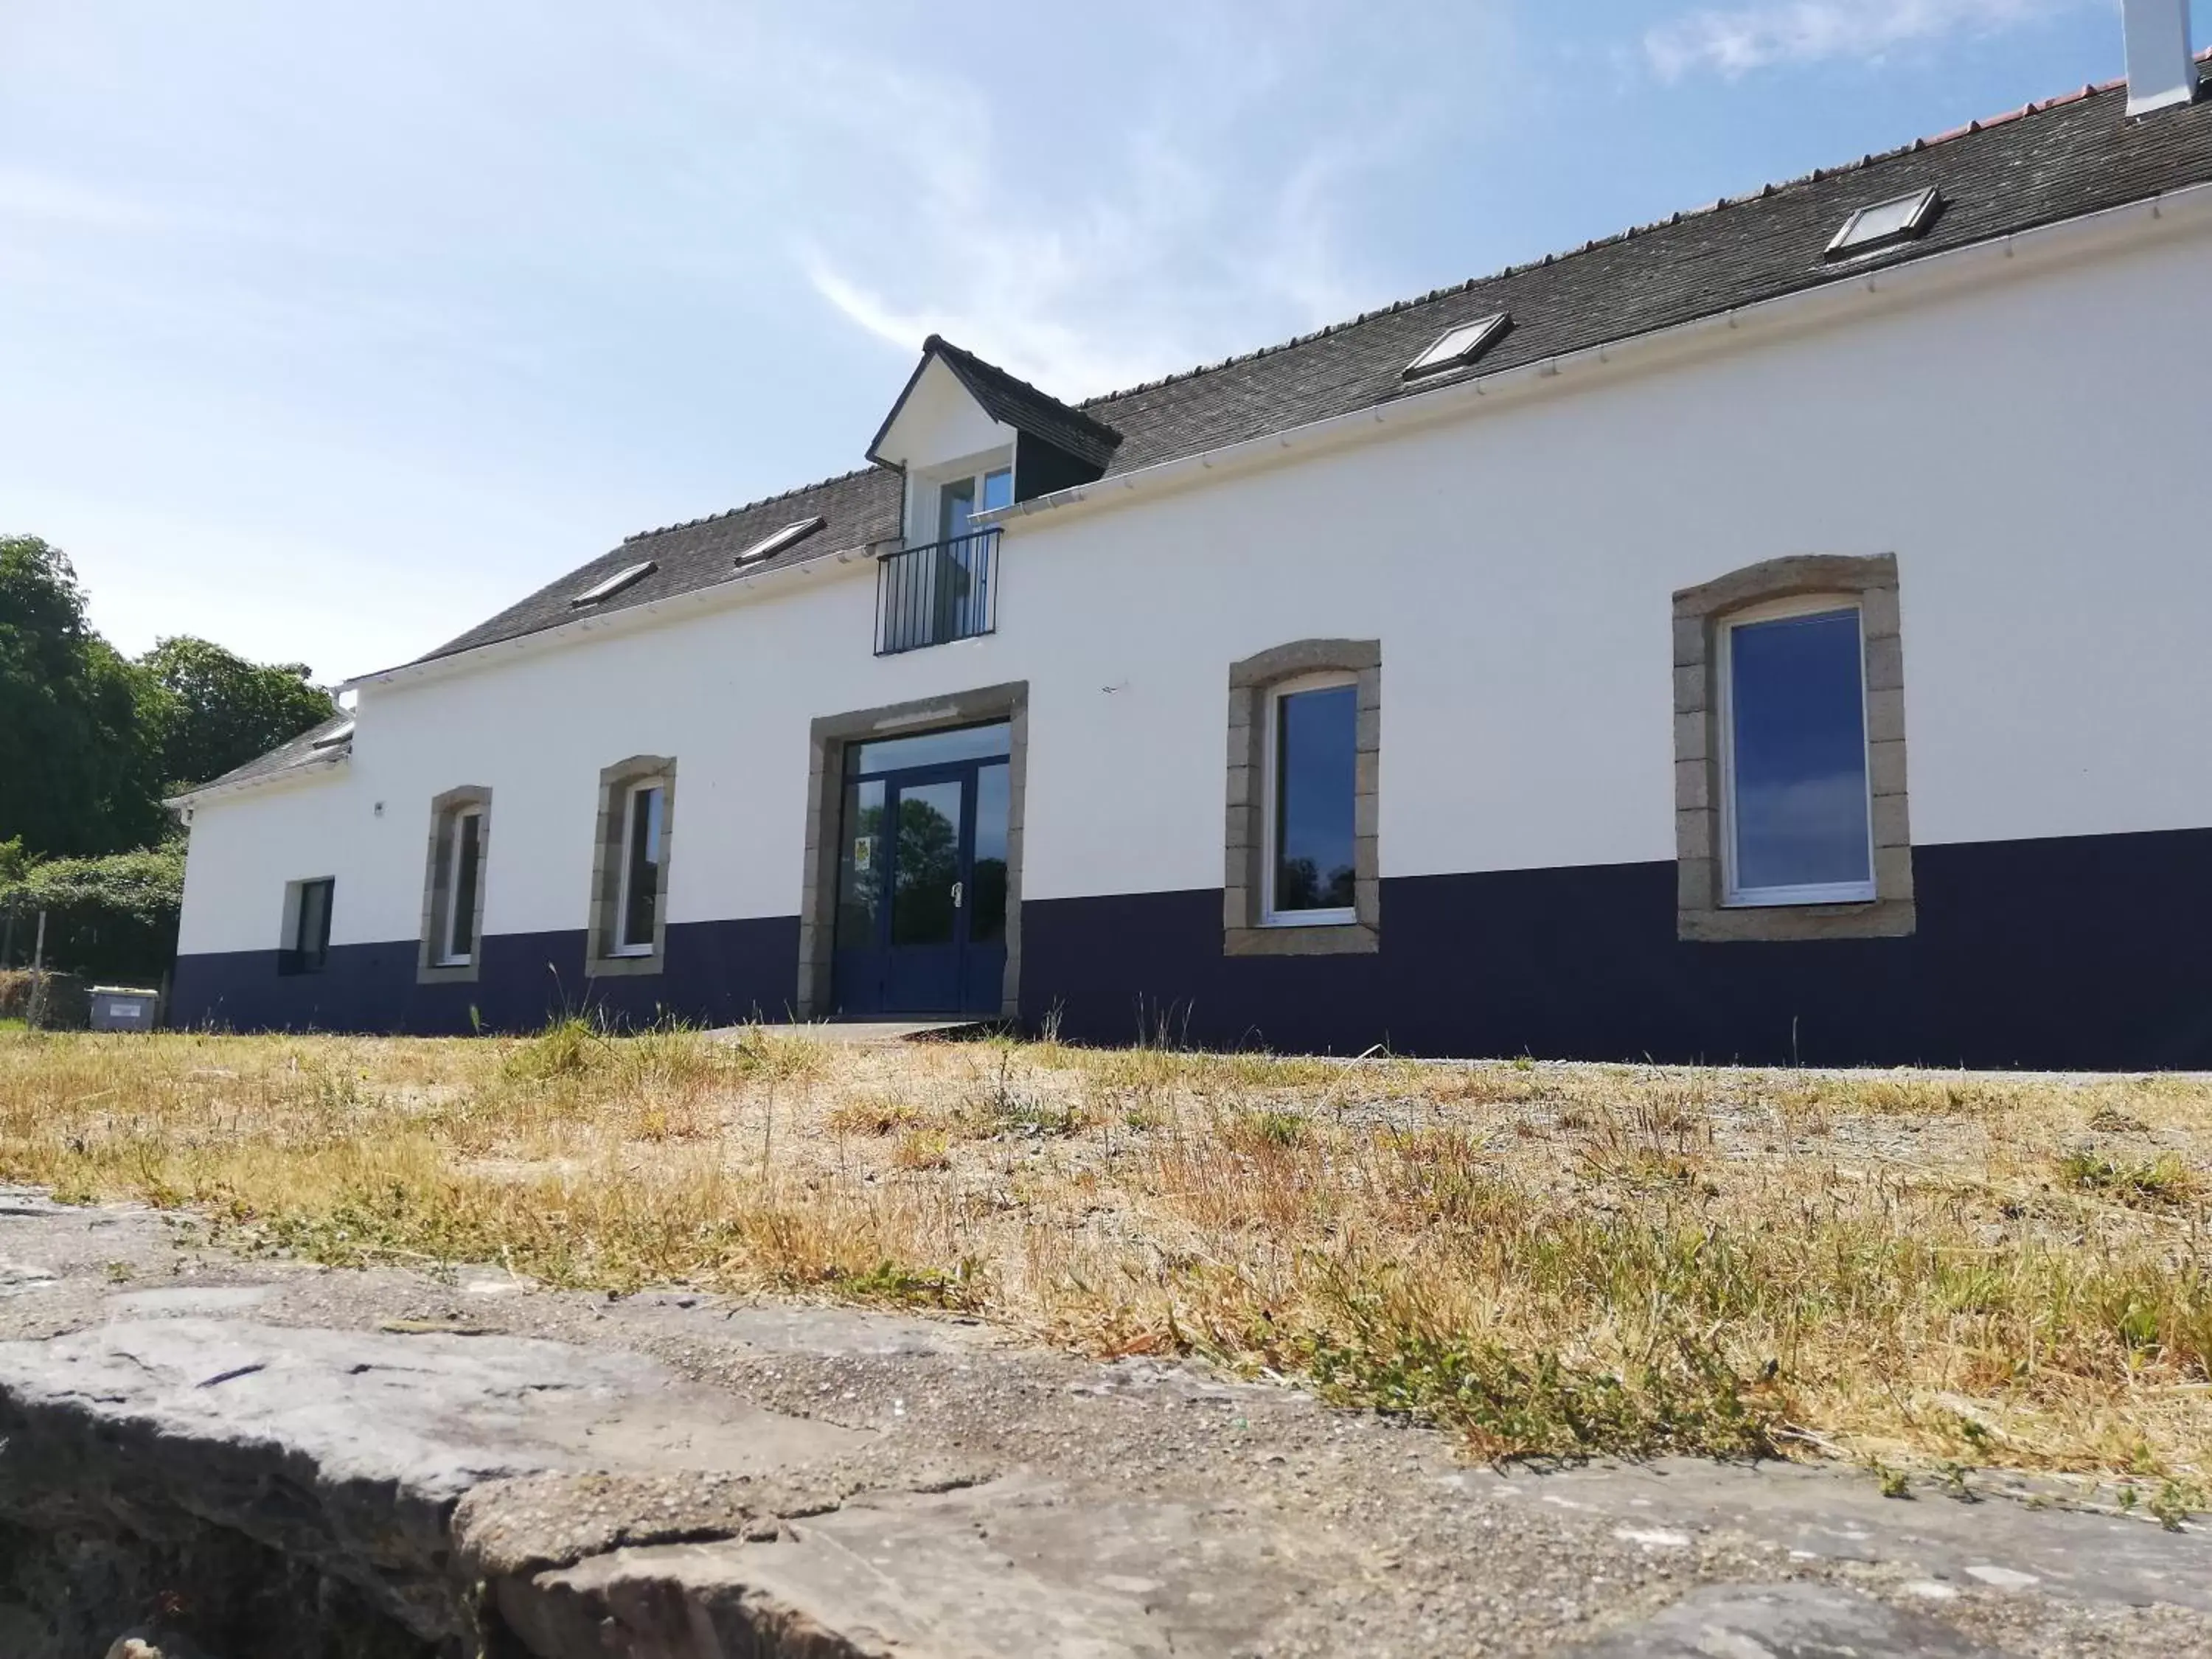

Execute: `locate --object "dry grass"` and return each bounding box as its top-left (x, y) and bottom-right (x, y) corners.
top-left (2, 1023), bottom-right (2208, 1489)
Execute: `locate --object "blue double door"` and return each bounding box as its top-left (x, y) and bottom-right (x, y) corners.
top-left (832, 721), bottom-right (1011, 1017)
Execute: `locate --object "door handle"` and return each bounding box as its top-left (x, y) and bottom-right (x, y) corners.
top-left (951, 880), bottom-right (964, 908)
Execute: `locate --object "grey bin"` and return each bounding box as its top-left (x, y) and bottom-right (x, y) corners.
top-left (87, 987), bottom-right (161, 1032)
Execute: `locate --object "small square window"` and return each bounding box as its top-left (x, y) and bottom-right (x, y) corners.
top-left (570, 560), bottom-right (655, 607)
top-left (1403, 313), bottom-right (1509, 380)
top-left (734, 517), bottom-right (826, 568)
top-left (1265, 676), bottom-right (1360, 924)
top-left (1720, 602), bottom-right (1874, 905)
top-left (1826, 187), bottom-right (1941, 259)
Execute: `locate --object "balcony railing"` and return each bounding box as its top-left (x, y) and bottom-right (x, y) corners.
top-left (875, 528), bottom-right (998, 655)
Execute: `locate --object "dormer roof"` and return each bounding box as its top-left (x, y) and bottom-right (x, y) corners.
top-left (866, 334), bottom-right (1123, 471)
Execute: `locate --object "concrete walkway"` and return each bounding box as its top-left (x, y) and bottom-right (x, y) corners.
top-left (3, 1188), bottom-right (2206, 1658)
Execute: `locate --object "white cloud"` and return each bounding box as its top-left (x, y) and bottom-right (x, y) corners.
top-left (1644, 0), bottom-right (2083, 80)
top-left (759, 3), bottom-right (1518, 398)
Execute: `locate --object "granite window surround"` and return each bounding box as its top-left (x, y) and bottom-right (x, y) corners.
top-left (796, 683), bottom-right (1029, 1020)
top-left (585, 757), bottom-right (676, 976)
top-left (1674, 554), bottom-right (1913, 942)
top-left (1225, 639), bottom-right (1381, 956)
top-left (416, 786), bottom-right (491, 985)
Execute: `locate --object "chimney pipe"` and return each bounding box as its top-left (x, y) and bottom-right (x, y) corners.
top-left (2123, 0), bottom-right (2198, 116)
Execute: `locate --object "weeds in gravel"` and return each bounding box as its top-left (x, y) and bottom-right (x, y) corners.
top-left (2056, 1148), bottom-right (2202, 1208)
top-left (1, 1026), bottom-right (2208, 1480)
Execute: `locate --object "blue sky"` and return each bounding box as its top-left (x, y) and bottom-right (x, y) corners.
top-left (0, 1), bottom-right (2192, 681)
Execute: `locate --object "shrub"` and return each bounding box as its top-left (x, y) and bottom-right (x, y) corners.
top-left (0, 845), bottom-right (181, 986)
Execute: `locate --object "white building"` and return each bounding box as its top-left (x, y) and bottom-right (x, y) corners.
top-left (170, 10), bottom-right (2212, 1067)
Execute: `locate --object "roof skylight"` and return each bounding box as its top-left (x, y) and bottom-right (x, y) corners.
top-left (569, 560), bottom-right (656, 608)
top-left (1403, 313), bottom-right (1510, 380)
top-left (735, 515), bottom-right (827, 568)
top-left (1826, 187), bottom-right (1941, 259)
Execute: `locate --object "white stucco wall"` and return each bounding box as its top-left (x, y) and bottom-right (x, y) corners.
top-left (178, 212), bottom-right (2212, 958)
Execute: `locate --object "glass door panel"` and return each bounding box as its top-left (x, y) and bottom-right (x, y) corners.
top-left (890, 779), bottom-right (964, 947)
top-left (970, 762), bottom-right (1009, 945)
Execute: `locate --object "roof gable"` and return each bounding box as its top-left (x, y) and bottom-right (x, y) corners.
top-left (866, 352), bottom-right (1016, 473)
top-left (868, 335), bottom-right (1123, 472)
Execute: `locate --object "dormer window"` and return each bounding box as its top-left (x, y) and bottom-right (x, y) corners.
top-left (878, 460), bottom-right (1011, 655)
top-left (939, 466), bottom-right (1012, 546)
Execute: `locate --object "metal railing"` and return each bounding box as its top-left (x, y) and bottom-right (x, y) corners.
top-left (875, 528), bottom-right (998, 655)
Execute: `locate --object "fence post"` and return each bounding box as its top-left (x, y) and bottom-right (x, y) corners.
top-left (25, 909), bottom-right (47, 1030)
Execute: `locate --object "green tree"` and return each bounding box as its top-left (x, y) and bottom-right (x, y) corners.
top-left (140, 635), bottom-right (336, 792)
top-left (0, 536), bottom-right (170, 855)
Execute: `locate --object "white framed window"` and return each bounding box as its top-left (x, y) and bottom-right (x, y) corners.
top-left (613, 780), bottom-right (667, 954)
top-left (434, 807), bottom-right (484, 966)
top-left (936, 463), bottom-right (1013, 544)
top-left (1262, 670), bottom-right (1360, 926)
top-left (1717, 594), bottom-right (1876, 908)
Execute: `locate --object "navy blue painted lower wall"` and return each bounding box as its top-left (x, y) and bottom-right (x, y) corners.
top-left (170, 917), bottom-right (800, 1036)
top-left (173, 829), bottom-right (2212, 1067)
top-left (1021, 829), bottom-right (2212, 1070)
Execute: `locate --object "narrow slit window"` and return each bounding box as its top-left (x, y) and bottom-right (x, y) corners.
top-left (734, 516), bottom-right (827, 568)
top-left (615, 782), bottom-right (666, 952)
top-left (570, 560), bottom-right (655, 607)
top-left (1403, 313), bottom-right (1509, 380)
top-left (1266, 676), bottom-right (1359, 923)
top-left (1826, 187), bottom-right (1940, 259)
top-left (1721, 602), bottom-right (1874, 905)
top-left (437, 808), bottom-right (484, 965)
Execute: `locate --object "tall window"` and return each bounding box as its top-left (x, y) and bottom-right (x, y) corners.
top-left (287, 877), bottom-right (333, 975)
top-left (1720, 600), bottom-right (1874, 905)
top-left (420, 787), bottom-right (491, 984)
top-left (1224, 641), bottom-right (1380, 956)
top-left (437, 807), bottom-right (485, 964)
top-left (1672, 553), bottom-right (1913, 942)
top-left (588, 757), bottom-right (674, 975)
top-left (615, 781), bottom-right (666, 953)
top-left (1266, 674), bottom-right (1360, 923)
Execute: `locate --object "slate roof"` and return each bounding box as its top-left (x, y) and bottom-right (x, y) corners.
top-left (1077, 74), bottom-right (2212, 473)
top-left (393, 70), bottom-right (2212, 682)
top-left (418, 465), bottom-right (903, 664)
top-left (172, 712), bottom-right (355, 802)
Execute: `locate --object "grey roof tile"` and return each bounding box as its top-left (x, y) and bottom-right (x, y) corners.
top-left (176, 712), bottom-right (355, 800)
top-left (1079, 79), bottom-right (2212, 473)
top-left (417, 465), bottom-right (903, 664)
